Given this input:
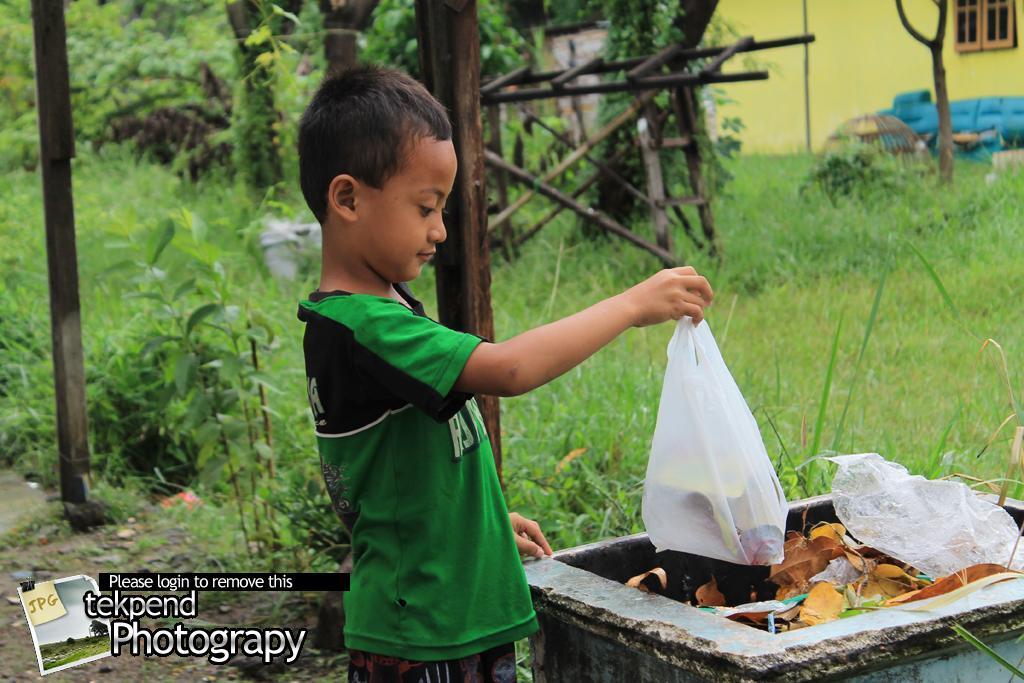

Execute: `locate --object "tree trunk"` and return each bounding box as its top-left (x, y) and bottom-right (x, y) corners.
top-left (931, 44), bottom-right (953, 184)
top-left (320, 0), bottom-right (379, 75)
top-left (895, 0), bottom-right (952, 184)
top-left (676, 0), bottom-right (719, 48)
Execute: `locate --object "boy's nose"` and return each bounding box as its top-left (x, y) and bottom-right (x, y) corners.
top-left (432, 217), bottom-right (447, 244)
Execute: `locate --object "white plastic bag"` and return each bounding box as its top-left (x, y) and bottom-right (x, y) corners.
top-left (829, 453), bottom-right (1024, 577)
top-left (642, 319), bottom-right (788, 565)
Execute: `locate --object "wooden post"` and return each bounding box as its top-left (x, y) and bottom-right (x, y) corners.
top-left (486, 106), bottom-right (509, 211)
top-left (637, 116), bottom-right (672, 252)
top-left (31, 0), bottom-right (90, 504)
top-left (672, 85), bottom-right (718, 255)
top-left (485, 105), bottom-right (513, 260)
top-left (415, 0), bottom-right (503, 479)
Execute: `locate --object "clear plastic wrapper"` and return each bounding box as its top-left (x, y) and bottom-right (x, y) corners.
top-left (829, 453), bottom-right (1023, 577)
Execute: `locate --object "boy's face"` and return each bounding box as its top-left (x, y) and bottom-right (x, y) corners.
top-left (347, 136), bottom-right (458, 285)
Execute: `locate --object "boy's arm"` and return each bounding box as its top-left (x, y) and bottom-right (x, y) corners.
top-left (453, 267), bottom-right (713, 397)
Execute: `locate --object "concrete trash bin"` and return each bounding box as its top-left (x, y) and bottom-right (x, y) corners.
top-left (524, 494), bottom-right (1024, 682)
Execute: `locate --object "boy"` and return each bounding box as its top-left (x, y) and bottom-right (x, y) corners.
top-left (296, 65), bottom-right (713, 682)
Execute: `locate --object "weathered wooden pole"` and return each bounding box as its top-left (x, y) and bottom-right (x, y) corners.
top-left (30, 0), bottom-right (91, 505)
top-left (414, 0), bottom-right (503, 479)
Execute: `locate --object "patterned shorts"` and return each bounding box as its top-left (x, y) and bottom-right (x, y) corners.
top-left (347, 642), bottom-right (517, 683)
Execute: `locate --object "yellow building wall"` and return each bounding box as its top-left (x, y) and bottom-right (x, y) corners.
top-left (714, 0), bottom-right (1024, 153)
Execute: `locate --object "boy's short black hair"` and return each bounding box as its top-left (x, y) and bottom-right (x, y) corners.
top-left (298, 65), bottom-right (453, 223)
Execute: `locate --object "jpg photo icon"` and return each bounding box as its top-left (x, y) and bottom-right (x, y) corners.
top-left (18, 575), bottom-right (111, 676)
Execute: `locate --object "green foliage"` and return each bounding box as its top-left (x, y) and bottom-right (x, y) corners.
top-left (272, 463), bottom-right (351, 570)
top-left (600, 0), bottom-right (682, 52)
top-left (65, 1), bottom-right (235, 145)
top-left (802, 143), bottom-right (910, 205)
top-left (90, 478), bottom-right (148, 524)
top-left (232, 1), bottom-right (303, 192)
top-left (0, 281), bottom-right (56, 477)
top-left (0, 1), bottom-right (37, 171)
top-left (589, 0), bottom-right (738, 241)
top-left (951, 624), bottom-right (1024, 677)
top-left (361, 0), bottom-right (527, 77)
top-left (543, 0), bottom-right (598, 26)
top-left (0, 0), bottom-right (236, 173)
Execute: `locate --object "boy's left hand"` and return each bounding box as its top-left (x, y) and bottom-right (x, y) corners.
top-left (509, 512), bottom-right (553, 559)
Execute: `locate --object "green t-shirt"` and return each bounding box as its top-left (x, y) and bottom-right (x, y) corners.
top-left (296, 284), bottom-right (537, 660)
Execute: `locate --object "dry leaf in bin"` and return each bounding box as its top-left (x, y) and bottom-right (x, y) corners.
top-left (883, 563), bottom-right (1009, 606)
top-left (626, 567), bottom-right (668, 594)
top-left (695, 576), bottom-right (726, 607)
top-left (769, 532), bottom-right (845, 594)
top-left (808, 522), bottom-right (846, 544)
top-left (843, 548), bottom-right (874, 573)
top-left (856, 563), bottom-right (924, 600)
top-left (798, 582), bottom-right (845, 626)
top-left (727, 611), bottom-right (771, 626)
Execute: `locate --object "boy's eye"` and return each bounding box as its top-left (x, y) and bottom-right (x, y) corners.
top-left (420, 206), bottom-right (435, 217)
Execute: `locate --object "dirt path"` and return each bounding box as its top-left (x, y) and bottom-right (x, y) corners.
top-left (0, 474), bottom-right (347, 682)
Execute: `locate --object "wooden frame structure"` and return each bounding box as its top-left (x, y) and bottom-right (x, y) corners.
top-left (478, 34), bottom-right (815, 263)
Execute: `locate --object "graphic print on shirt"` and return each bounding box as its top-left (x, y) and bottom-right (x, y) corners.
top-left (321, 458), bottom-right (352, 516)
top-left (448, 399), bottom-right (483, 461)
top-left (307, 376), bottom-right (326, 427)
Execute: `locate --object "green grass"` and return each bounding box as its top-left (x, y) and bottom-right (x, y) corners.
top-left (38, 634), bottom-right (110, 671)
top-left (1, 149), bottom-right (1023, 552)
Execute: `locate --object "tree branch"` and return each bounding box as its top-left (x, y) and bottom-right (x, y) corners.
top-left (895, 0), bottom-right (937, 47)
top-left (934, 0), bottom-right (948, 46)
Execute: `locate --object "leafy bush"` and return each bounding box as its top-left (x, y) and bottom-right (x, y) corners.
top-left (361, 0), bottom-right (527, 78)
top-left (0, 0), bottom-right (237, 174)
top-left (64, 1), bottom-right (235, 145)
top-left (802, 143), bottom-right (908, 204)
top-left (0, 1), bottom-right (40, 170)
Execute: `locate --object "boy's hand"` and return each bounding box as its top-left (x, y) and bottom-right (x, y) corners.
top-left (509, 512), bottom-right (552, 559)
top-left (622, 266), bottom-right (714, 327)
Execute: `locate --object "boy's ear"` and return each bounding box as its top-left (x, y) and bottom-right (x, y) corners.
top-left (326, 174), bottom-right (359, 222)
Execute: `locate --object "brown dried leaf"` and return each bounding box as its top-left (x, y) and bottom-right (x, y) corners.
top-left (726, 611), bottom-right (771, 625)
top-left (858, 575), bottom-right (911, 600)
top-left (798, 582), bottom-right (844, 626)
top-left (626, 567), bottom-right (668, 594)
top-left (885, 563), bottom-right (1008, 605)
top-left (883, 588), bottom-right (923, 606)
top-left (775, 604), bottom-right (804, 622)
top-left (775, 584), bottom-right (806, 601)
top-left (555, 448), bottom-right (588, 474)
top-left (809, 522), bottom-right (846, 544)
top-left (843, 549), bottom-right (873, 573)
top-left (695, 576), bottom-right (726, 607)
top-left (872, 563), bottom-right (909, 579)
top-left (769, 533), bottom-right (845, 592)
